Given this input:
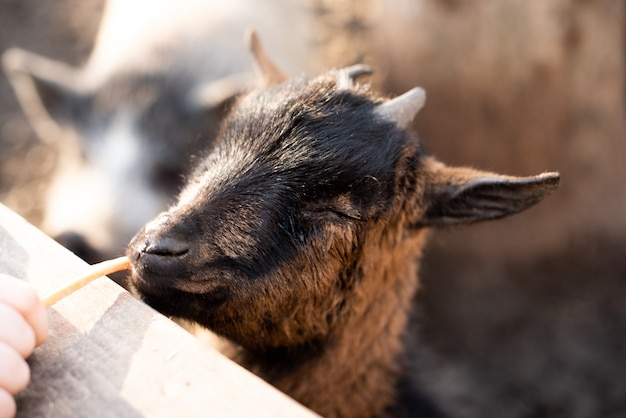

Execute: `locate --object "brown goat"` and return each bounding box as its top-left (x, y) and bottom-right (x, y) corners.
top-left (127, 32), bottom-right (560, 418)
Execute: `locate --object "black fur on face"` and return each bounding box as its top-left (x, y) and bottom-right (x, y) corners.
top-left (128, 73), bottom-right (421, 351)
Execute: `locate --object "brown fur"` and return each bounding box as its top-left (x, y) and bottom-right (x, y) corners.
top-left (234, 202), bottom-right (429, 417)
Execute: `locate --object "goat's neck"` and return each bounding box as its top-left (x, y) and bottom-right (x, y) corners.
top-left (231, 228), bottom-right (428, 418)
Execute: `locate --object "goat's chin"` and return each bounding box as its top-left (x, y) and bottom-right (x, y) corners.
top-left (130, 275), bottom-right (231, 321)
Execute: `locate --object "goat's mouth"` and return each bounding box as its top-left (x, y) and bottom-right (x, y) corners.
top-left (126, 226), bottom-right (239, 320)
top-left (128, 247), bottom-right (230, 313)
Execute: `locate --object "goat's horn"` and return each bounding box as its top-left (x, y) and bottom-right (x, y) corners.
top-left (335, 64), bottom-right (374, 90)
top-left (247, 29), bottom-right (287, 87)
top-left (374, 87), bottom-right (426, 129)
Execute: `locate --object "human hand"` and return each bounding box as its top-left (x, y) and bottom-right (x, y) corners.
top-left (0, 274), bottom-right (48, 418)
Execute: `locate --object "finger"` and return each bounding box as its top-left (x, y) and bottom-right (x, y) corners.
top-left (0, 303), bottom-right (36, 359)
top-left (0, 342), bottom-right (30, 396)
top-left (0, 388), bottom-right (17, 418)
top-left (0, 275), bottom-right (48, 346)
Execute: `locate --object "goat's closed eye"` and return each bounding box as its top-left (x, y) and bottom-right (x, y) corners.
top-left (328, 208), bottom-right (361, 220)
top-left (301, 208), bottom-right (361, 224)
top-left (302, 194), bottom-right (363, 222)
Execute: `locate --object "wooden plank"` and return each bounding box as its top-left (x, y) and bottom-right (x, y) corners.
top-left (0, 204), bottom-right (318, 417)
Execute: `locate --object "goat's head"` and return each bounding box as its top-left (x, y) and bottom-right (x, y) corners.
top-left (127, 32), bottom-right (559, 352)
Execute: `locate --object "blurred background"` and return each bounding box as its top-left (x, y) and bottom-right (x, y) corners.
top-left (1, 1), bottom-right (625, 416)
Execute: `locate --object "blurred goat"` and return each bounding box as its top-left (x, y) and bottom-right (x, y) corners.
top-left (2, 0), bottom-right (312, 262)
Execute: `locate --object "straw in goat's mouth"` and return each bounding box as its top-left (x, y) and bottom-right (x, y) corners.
top-left (41, 256), bottom-right (131, 307)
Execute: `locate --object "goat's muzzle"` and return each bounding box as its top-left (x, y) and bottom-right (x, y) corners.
top-left (127, 213), bottom-right (194, 289)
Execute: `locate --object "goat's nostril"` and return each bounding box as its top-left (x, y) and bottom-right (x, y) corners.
top-left (143, 236), bottom-right (189, 257)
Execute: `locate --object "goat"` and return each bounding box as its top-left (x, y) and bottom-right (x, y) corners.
top-left (126, 32), bottom-right (560, 418)
top-left (2, 0), bottom-right (312, 263)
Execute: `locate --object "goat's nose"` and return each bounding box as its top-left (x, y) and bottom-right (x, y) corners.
top-left (143, 235), bottom-right (189, 257)
top-left (138, 214), bottom-right (190, 257)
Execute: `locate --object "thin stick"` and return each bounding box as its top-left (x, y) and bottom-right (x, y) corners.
top-left (41, 256), bottom-right (131, 307)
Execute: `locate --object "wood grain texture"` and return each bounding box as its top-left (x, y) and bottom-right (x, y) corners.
top-left (0, 203), bottom-right (318, 418)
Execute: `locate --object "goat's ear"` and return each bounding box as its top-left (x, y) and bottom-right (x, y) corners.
top-left (2, 48), bottom-right (87, 143)
top-left (419, 159), bottom-right (560, 226)
top-left (246, 29), bottom-right (287, 87)
top-left (189, 72), bottom-right (256, 109)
